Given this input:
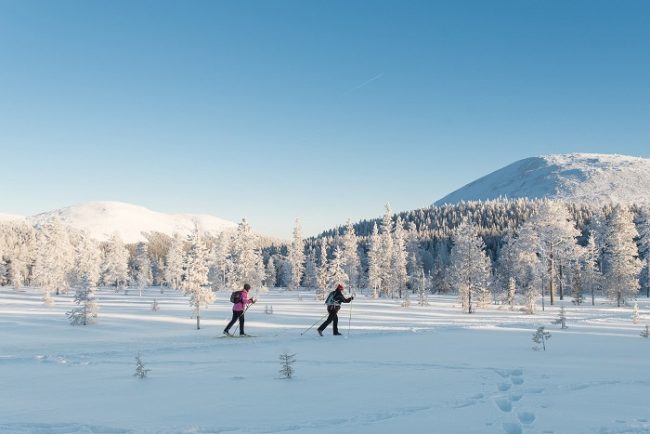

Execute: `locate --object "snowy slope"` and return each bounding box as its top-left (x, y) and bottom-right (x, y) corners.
top-left (436, 153), bottom-right (650, 206)
top-left (28, 201), bottom-right (237, 243)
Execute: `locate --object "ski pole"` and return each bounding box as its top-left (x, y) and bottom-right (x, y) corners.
top-left (347, 293), bottom-right (354, 337)
top-left (300, 312), bottom-right (329, 336)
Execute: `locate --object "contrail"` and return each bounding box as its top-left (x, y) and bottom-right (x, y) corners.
top-left (347, 72), bottom-right (384, 93)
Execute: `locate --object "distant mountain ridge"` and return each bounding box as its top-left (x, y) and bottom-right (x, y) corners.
top-left (26, 201), bottom-right (237, 243)
top-left (435, 153), bottom-right (650, 206)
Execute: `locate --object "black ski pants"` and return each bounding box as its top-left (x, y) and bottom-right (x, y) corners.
top-left (318, 309), bottom-right (340, 334)
top-left (225, 311), bottom-right (245, 335)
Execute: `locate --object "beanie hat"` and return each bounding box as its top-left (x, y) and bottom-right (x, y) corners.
top-left (244, 284), bottom-right (251, 290)
top-left (336, 283), bottom-right (344, 291)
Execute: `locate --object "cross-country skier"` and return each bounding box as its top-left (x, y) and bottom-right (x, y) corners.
top-left (317, 283), bottom-right (353, 336)
top-left (224, 283), bottom-right (256, 336)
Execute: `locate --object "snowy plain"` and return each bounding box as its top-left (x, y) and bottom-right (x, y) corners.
top-left (1, 288), bottom-right (649, 434)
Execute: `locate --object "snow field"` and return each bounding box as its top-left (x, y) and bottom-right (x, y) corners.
top-left (1, 288), bottom-right (650, 434)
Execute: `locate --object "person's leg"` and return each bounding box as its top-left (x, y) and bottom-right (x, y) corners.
top-left (318, 312), bottom-right (335, 332)
top-left (332, 313), bottom-right (340, 334)
top-left (224, 311), bottom-right (239, 333)
top-left (238, 312), bottom-right (246, 335)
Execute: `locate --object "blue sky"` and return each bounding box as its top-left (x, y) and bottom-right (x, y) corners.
top-left (1, 0), bottom-right (649, 238)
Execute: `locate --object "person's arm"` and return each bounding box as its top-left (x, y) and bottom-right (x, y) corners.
top-left (336, 292), bottom-right (353, 304)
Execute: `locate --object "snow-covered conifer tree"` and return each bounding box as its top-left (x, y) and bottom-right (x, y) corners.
top-left (132, 242), bottom-right (152, 295)
top-left (229, 218), bottom-right (263, 289)
top-left (603, 205), bottom-right (642, 307)
top-left (66, 273), bottom-right (98, 326)
top-left (509, 222), bottom-right (544, 314)
top-left (506, 277), bottom-right (516, 309)
top-left (327, 245), bottom-right (348, 288)
top-left (151, 255), bottom-right (164, 288)
top-left (287, 219), bottom-right (305, 290)
top-left (632, 302), bottom-right (640, 324)
top-left (32, 218), bottom-right (75, 303)
top-left (209, 231), bottom-right (231, 291)
top-left (496, 229), bottom-right (518, 297)
top-left (637, 207), bottom-right (650, 298)
top-left (417, 270), bottom-right (430, 306)
top-left (164, 233), bottom-right (185, 290)
top-left (342, 220), bottom-right (360, 289)
top-left (1, 222), bottom-right (36, 289)
top-left (571, 263), bottom-right (584, 305)
top-left (405, 222), bottom-right (422, 290)
top-left (101, 233), bottom-right (129, 291)
top-left (73, 231), bottom-right (102, 288)
top-left (532, 326), bottom-right (551, 351)
top-left (316, 240), bottom-right (329, 300)
top-left (134, 354), bottom-right (151, 379)
top-left (264, 256), bottom-right (277, 288)
top-left (302, 248), bottom-right (318, 288)
top-left (379, 204), bottom-right (395, 296)
top-left (392, 216), bottom-right (409, 298)
top-left (447, 220), bottom-right (492, 313)
top-left (182, 229), bottom-right (213, 330)
top-left (367, 222), bottom-right (382, 299)
top-left (528, 201), bottom-right (580, 305)
top-left (582, 233), bottom-right (603, 306)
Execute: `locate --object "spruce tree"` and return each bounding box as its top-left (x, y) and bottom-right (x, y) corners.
top-left (392, 217), bottom-right (409, 298)
top-left (316, 239), bottom-right (329, 300)
top-left (327, 246), bottom-right (348, 288)
top-left (367, 223), bottom-right (382, 298)
top-left (342, 220), bottom-right (361, 289)
top-left (603, 206), bottom-right (642, 307)
top-left (182, 229), bottom-right (213, 330)
top-left (132, 242), bottom-right (152, 295)
top-left (101, 233), bottom-right (129, 291)
top-left (66, 273), bottom-right (98, 326)
top-left (528, 201), bottom-right (580, 305)
top-left (164, 233), bottom-right (185, 290)
top-left (447, 220), bottom-right (492, 314)
top-left (287, 219), bottom-right (305, 290)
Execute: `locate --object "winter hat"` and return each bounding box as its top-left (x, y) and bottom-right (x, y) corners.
top-left (244, 284), bottom-right (251, 290)
top-left (336, 283), bottom-right (344, 291)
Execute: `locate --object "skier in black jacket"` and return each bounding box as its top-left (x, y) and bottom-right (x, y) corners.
top-left (318, 283), bottom-right (353, 336)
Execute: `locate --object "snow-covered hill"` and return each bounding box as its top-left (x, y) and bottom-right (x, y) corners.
top-left (435, 153), bottom-right (650, 206)
top-left (28, 201), bottom-right (237, 243)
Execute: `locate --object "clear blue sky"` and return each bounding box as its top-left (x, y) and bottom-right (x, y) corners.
top-left (1, 0), bottom-right (649, 238)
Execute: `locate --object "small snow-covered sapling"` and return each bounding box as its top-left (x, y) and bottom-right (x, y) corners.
top-left (641, 325), bottom-right (649, 339)
top-left (278, 352), bottom-right (296, 379)
top-left (532, 326), bottom-right (551, 351)
top-left (134, 355), bottom-right (151, 379)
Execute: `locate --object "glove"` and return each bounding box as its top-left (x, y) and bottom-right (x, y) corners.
top-left (350, 296), bottom-right (354, 301)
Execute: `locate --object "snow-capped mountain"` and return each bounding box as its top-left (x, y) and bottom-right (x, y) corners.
top-left (435, 153), bottom-right (650, 206)
top-left (28, 201), bottom-right (237, 243)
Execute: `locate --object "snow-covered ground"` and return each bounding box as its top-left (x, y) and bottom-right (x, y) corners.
top-left (1, 288), bottom-right (649, 434)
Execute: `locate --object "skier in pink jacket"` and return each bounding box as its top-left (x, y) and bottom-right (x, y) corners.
top-left (224, 284), bottom-right (256, 336)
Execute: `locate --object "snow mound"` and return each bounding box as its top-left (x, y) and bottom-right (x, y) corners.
top-left (28, 201), bottom-right (237, 243)
top-left (435, 153), bottom-right (650, 206)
